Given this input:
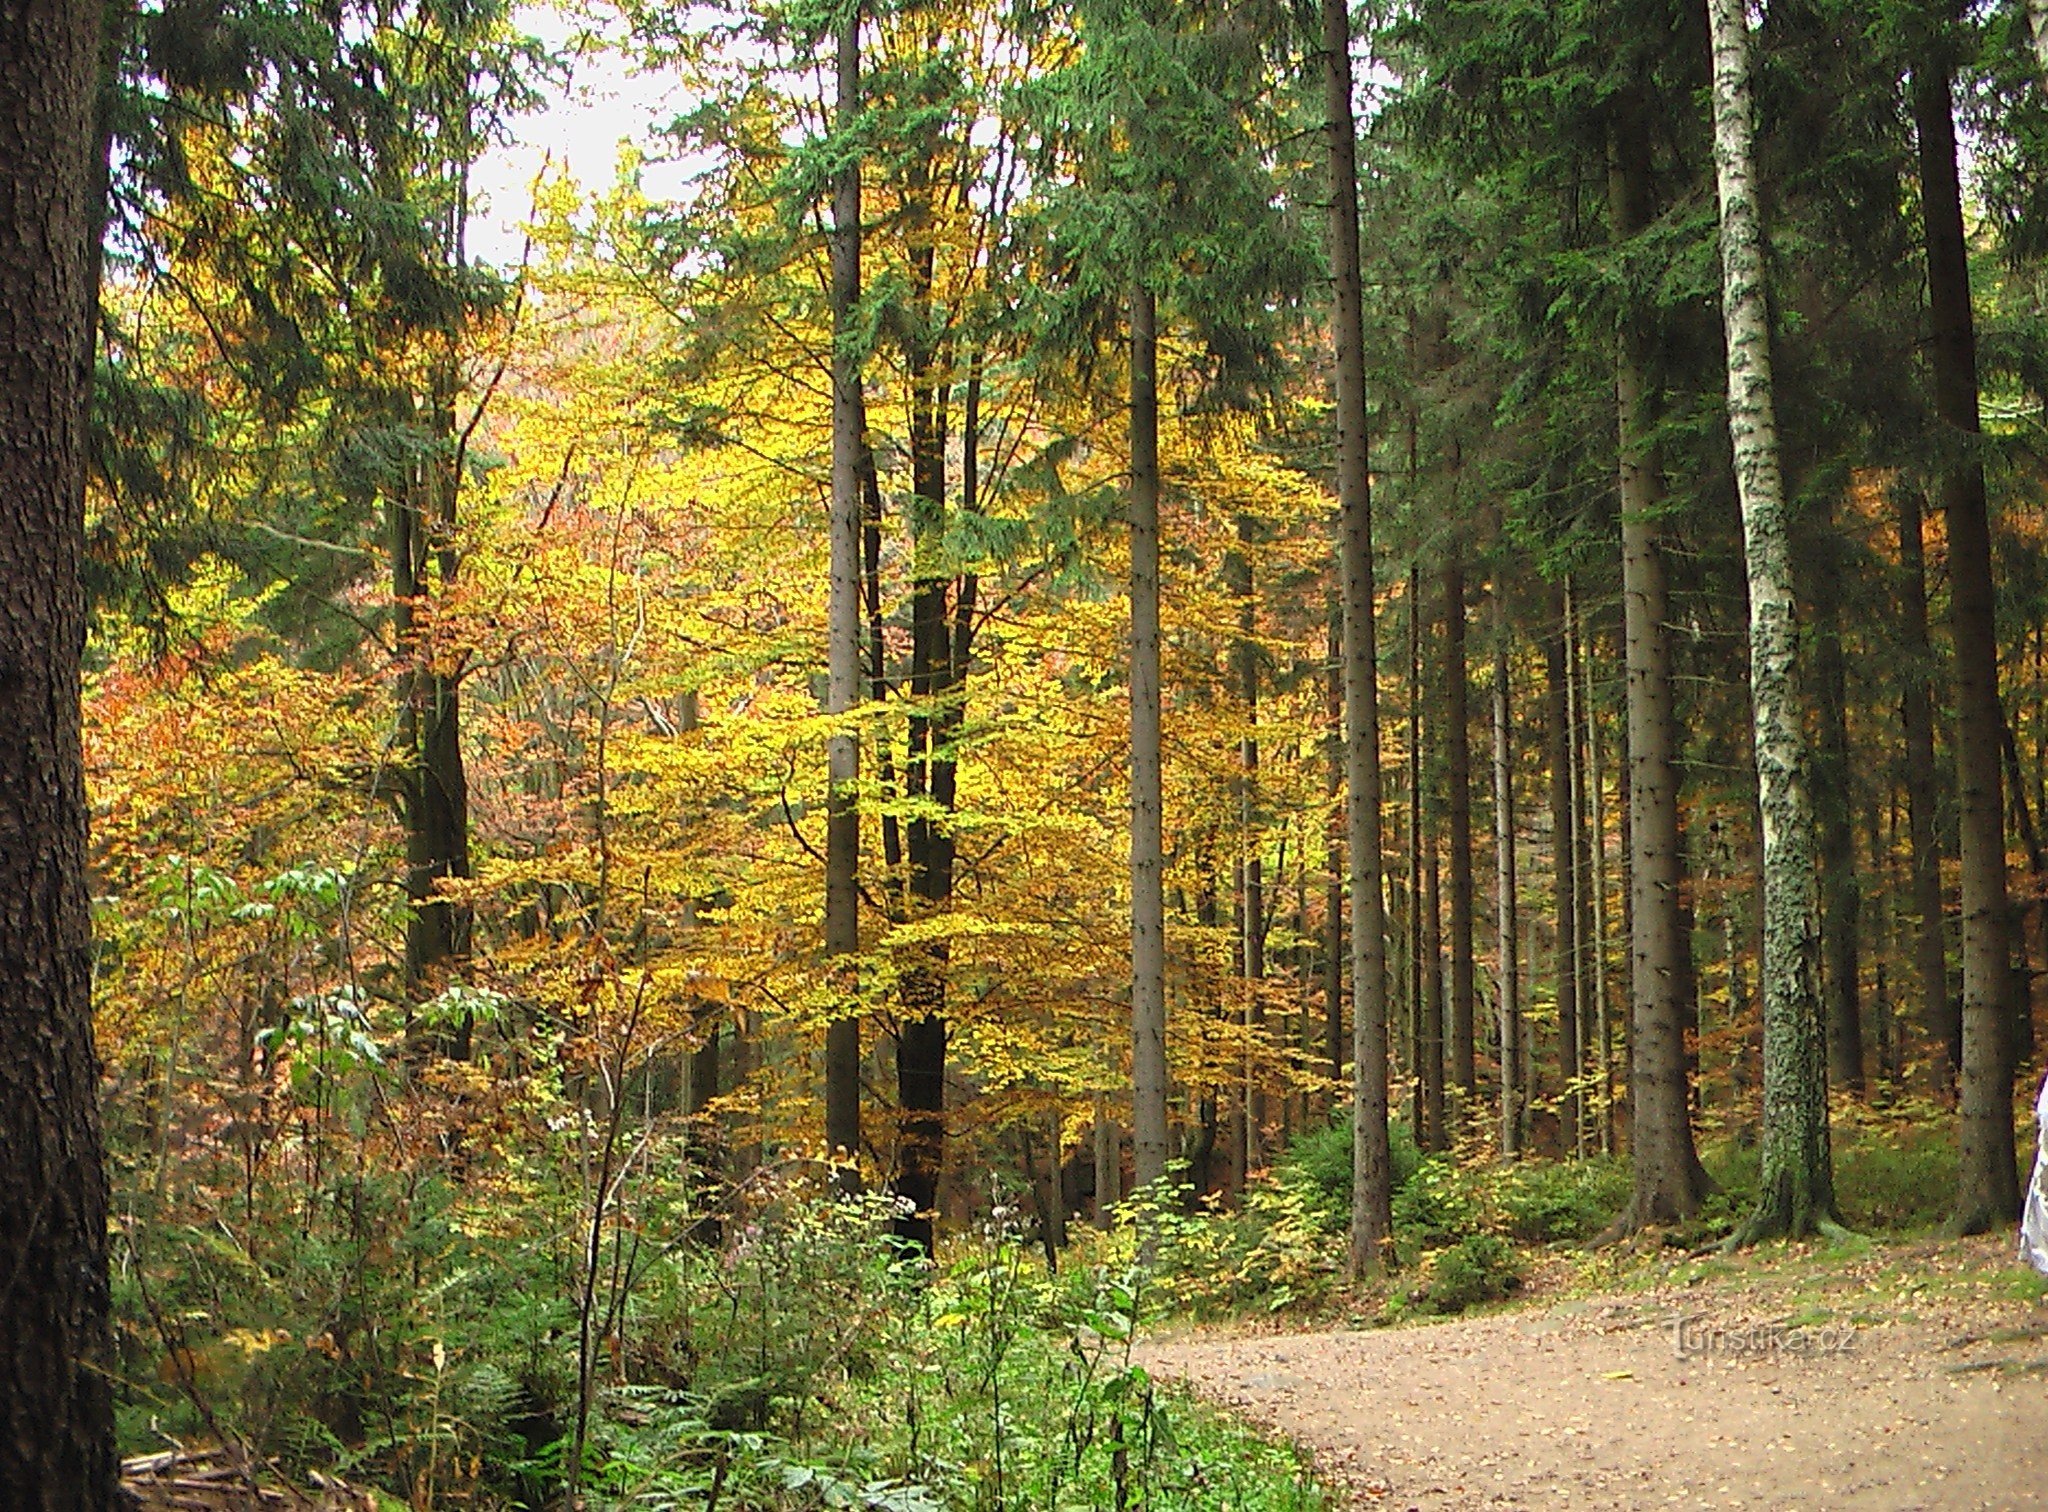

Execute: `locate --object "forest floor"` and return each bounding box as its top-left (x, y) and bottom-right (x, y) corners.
top-left (1138, 1234), bottom-right (2048, 1510)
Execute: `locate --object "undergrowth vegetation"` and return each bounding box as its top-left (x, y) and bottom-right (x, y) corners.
top-left (1129, 1095), bottom-right (1982, 1327)
top-left (115, 1140), bottom-right (1328, 1509)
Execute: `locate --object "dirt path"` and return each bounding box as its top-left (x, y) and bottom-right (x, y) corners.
top-left (1139, 1238), bottom-right (2048, 1510)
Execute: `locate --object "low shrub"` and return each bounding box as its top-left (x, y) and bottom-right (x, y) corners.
top-left (1417, 1234), bottom-right (1523, 1315)
top-left (1491, 1155), bottom-right (1630, 1242)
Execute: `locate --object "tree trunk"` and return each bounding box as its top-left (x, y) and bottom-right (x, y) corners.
top-left (1422, 818), bottom-right (1446, 1151)
top-left (1582, 599), bottom-right (1614, 1152)
top-left (1092, 1093), bottom-right (1120, 1226)
top-left (1407, 564), bottom-right (1427, 1141)
top-left (1815, 567), bottom-right (1864, 1095)
top-left (1444, 550), bottom-right (1476, 1101)
top-left (1129, 281), bottom-right (1170, 1195)
top-left (823, 5), bottom-right (864, 1186)
top-left (1324, 595), bottom-right (1346, 1090)
top-left (1493, 595), bottom-right (1522, 1156)
top-left (2029, 0), bottom-right (2048, 88)
top-left (1326, 0), bottom-right (1394, 1275)
top-left (1609, 103), bottom-right (1705, 1224)
top-left (1708, 0), bottom-right (1839, 1242)
top-left (0, 0), bottom-right (119, 1493)
top-left (1565, 580), bottom-right (1591, 1157)
top-left (1999, 718), bottom-right (2044, 1073)
top-left (890, 144), bottom-right (954, 1255)
top-left (1231, 516), bottom-right (1266, 1170)
top-left (1895, 483), bottom-right (1956, 1089)
top-left (1913, 48), bottom-right (2020, 1233)
top-left (1545, 589), bottom-right (1582, 1155)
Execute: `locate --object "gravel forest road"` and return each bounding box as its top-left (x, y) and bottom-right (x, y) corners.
top-left (1138, 1237), bottom-right (2048, 1510)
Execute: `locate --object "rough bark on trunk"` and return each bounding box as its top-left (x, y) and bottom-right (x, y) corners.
top-left (1444, 551), bottom-right (1476, 1100)
top-left (823, 6), bottom-right (864, 1186)
top-left (1913, 49), bottom-right (2020, 1233)
top-left (1894, 483), bottom-right (1956, 1088)
top-left (1326, 0), bottom-right (1394, 1275)
top-left (1708, 0), bottom-right (1840, 1243)
top-left (1609, 103), bottom-right (1705, 1224)
top-left (1129, 281), bottom-right (1170, 1195)
top-left (0, 0), bottom-right (119, 1493)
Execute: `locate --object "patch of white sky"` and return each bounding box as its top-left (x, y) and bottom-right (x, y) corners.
top-left (469, 7), bottom-right (1393, 271)
top-left (467, 4), bottom-right (695, 267)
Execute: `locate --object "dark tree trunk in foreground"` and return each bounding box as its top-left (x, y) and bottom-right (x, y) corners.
top-left (1326, 0), bottom-right (1393, 1275)
top-left (1709, 0), bottom-right (1840, 1243)
top-left (823, 5), bottom-right (864, 1185)
top-left (1129, 282), bottom-right (1169, 1194)
top-left (1914, 49), bottom-right (2020, 1232)
top-left (0, 0), bottom-right (119, 1497)
top-left (1609, 98), bottom-right (1706, 1225)
top-left (1895, 484), bottom-right (1956, 1088)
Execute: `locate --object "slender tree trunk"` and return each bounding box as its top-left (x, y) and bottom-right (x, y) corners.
top-left (1895, 483), bottom-right (1957, 1089)
top-left (1873, 793), bottom-right (1900, 1088)
top-left (1545, 590), bottom-right (1582, 1155)
top-left (1582, 602), bottom-right (1613, 1152)
top-left (1092, 1093), bottom-right (1119, 1226)
top-left (1129, 282), bottom-right (1169, 1195)
top-left (1407, 566), bottom-right (1427, 1140)
top-left (1494, 597), bottom-right (1522, 1156)
top-left (1565, 580), bottom-right (1591, 1157)
top-left (892, 170), bottom-right (953, 1255)
top-left (2000, 718), bottom-right (2044, 1072)
top-left (823, 6), bottom-right (864, 1185)
top-left (1610, 104), bottom-right (1705, 1224)
top-left (1422, 820), bottom-right (1446, 1150)
top-left (1815, 568), bottom-right (1864, 1095)
top-left (396, 399), bottom-right (474, 1023)
top-left (1708, 0), bottom-right (1839, 1242)
top-left (1324, 596), bottom-right (1346, 1090)
top-left (1326, 0), bottom-right (1393, 1273)
top-left (0, 0), bottom-right (118, 1493)
top-left (2029, 0), bottom-right (2048, 88)
top-left (1444, 550), bottom-right (1477, 1101)
top-left (1232, 517), bottom-right (1267, 1170)
top-left (1913, 48), bottom-right (2021, 1232)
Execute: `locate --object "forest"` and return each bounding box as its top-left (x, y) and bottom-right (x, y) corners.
top-left (6, 0), bottom-right (2048, 1506)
